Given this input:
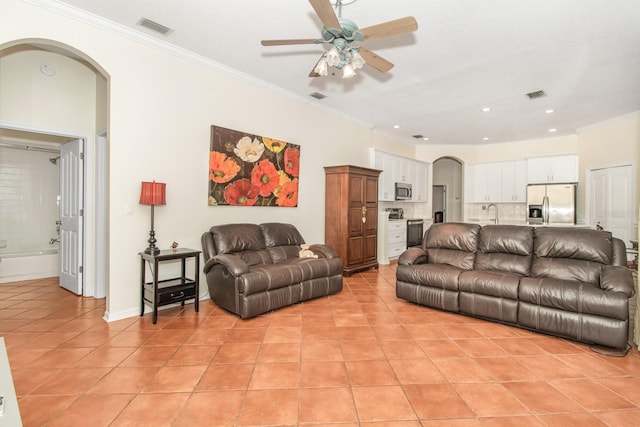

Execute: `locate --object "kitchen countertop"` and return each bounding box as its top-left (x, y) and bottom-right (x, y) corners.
top-left (466, 219), bottom-right (594, 228)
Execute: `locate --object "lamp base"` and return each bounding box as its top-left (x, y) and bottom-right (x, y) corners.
top-left (144, 246), bottom-right (160, 256)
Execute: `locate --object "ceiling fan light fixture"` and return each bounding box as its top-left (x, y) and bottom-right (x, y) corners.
top-left (325, 47), bottom-right (341, 67)
top-left (342, 63), bottom-right (357, 79)
top-left (314, 57), bottom-right (329, 76)
top-left (351, 50), bottom-right (365, 69)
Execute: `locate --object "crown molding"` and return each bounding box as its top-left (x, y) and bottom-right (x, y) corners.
top-left (21, 0), bottom-right (372, 129)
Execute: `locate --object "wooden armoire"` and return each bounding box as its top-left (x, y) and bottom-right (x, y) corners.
top-left (324, 165), bottom-right (381, 276)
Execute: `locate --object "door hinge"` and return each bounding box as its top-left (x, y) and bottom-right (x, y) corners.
top-left (80, 209), bottom-right (84, 216)
top-left (80, 152), bottom-right (84, 160)
top-left (79, 266), bottom-right (83, 273)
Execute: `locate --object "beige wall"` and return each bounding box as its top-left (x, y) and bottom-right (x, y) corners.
top-left (577, 112), bottom-right (640, 223)
top-left (2, 0), bottom-right (638, 320)
top-left (1, 0), bottom-right (372, 320)
top-left (0, 49), bottom-right (97, 136)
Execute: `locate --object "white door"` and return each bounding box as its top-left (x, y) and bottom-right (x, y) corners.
top-left (590, 165), bottom-right (633, 246)
top-left (60, 139), bottom-right (84, 295)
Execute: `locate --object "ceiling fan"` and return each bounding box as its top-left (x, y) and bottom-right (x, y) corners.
top-left (261, 0), bottom-right (418, 78)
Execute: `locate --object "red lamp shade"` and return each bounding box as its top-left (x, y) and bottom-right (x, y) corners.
top-left (139, 181), bottom-right (166, 206)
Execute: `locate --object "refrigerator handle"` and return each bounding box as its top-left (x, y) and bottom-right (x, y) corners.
top-left (542, 195), bottom-right (549, 224)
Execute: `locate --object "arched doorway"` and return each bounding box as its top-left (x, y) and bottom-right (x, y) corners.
top-left (0, 39), bottom-right (109, 304)
top-left (432, 157), bottom-right (463, 222)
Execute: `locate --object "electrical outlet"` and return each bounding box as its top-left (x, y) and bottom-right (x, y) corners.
top-left (482, 205), bottom-right (486, 210)
top-left (124, 204), bottom-right (134, 215)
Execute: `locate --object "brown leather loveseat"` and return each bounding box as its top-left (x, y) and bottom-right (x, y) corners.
top-left (201, 222), bottom-right (343, 318)
top-left (396, 223), bottom-right (635, 354)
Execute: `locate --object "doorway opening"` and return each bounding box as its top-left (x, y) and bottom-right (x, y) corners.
top-left (432, 157), bottom-right (463, 222)
top-left (0, 40), bottom-right (109, 301)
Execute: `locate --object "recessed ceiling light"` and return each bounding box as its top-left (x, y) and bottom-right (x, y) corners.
top-left (423, 137), bottom-right (429, 141)
top-left (482, 137), bottom-right (490, 141)
top-left (545, 109), bottom-right (555, 114)
top-left (393, 125), bottom-right (401, 129)
top-left (548, 128), bottom-right (557, 133)
top-left (481, 107), bottom-right (491, 112)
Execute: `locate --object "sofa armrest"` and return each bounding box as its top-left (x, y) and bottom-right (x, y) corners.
top-left (398, 247), bottom-right (428, 265)
top-left (600, 265), bottom-right (635, 297)
top-left (308, 244), bottom-right (338, 259)
top-left (203, 254), bottom-right (249, 276)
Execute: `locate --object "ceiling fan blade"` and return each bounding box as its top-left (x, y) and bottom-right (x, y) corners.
top-left (359, 16), bottom-right (418, 41)
top-left (359, 47), bottom-right (394, 73)
top-left (309, 0), bottom-right (340, 29)
top-left (261, 39), bottom-right (319, 46)
top-left (309, 67), bottom-right (321, 78)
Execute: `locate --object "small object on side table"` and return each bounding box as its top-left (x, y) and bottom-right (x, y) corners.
top-left (139, 248), bottom-right (201, 324)
top-left (170, 241), bottom-right (179, 250)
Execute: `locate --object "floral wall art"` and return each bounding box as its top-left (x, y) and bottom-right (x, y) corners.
top-left (208, 126), bottom-right (300, 207)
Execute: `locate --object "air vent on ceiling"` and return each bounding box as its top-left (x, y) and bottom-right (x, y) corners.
top-left (137, 18), bottom-right (173, 36)
top-left (412, 134), bottom-right (424, 139)
top-left (526, 90), bottom-right (547, 99)
top-left (310, 92), bottom-right (326, 100)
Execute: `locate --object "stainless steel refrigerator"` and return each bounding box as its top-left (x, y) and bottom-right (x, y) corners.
top-left (526, 183), bottom-right (577, 224)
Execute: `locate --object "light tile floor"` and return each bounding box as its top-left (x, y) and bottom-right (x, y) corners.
top-left (2, 265), bottom-right (640, 426)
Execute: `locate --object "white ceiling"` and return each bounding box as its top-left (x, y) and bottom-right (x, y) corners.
top-left (47, 0), bottom-right (640, 145)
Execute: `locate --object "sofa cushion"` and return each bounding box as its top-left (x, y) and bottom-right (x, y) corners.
top-left (519, 276), bottom-right (628, 320)
top-left (240, 257), bottom-right (342, 296)
top-left (210, 223), bottom-right (271, 266)
top-left (459, 270), bottom-right (521, 299)
top-left (475, 225), bottom-right (534, 276)
top-left (260, 223), bottom-right (306, 263)
top-left (531, 228), bottom-right (613, 285)
top-left (396, 264), bottom-right (464, 292)
top-left (424, 223), bottom-right (480, 270)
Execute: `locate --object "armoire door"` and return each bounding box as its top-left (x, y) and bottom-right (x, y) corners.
top-left (347, 174), bottom-right (366, 267)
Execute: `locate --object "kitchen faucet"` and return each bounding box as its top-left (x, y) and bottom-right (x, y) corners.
top-left (487, 203), bottom-right (499, 224)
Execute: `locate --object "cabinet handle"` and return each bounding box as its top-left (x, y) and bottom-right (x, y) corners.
top-left (170, 291), bottom-right (185, 300)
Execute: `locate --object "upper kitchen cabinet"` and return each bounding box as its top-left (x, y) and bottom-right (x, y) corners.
top-left (501, 160), bottom-right (527, 202)
top-left (465, 160), bottom-right (527, 203)
top-left (527, 154), bottom-right (578, 184)
top-left (370, 149), bottom-right (430, 202)
top-left (465, 162), bottom-right (502, 202)
top-left (371, 150), bottom-right (395, 201)
top-left (412, 162), bottom-right (429, 202)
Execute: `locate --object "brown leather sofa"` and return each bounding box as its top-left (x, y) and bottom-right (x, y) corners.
top-left (396, 223), bottom-right (635, 354)
top-left (201, 222), bottom-right (343, 318)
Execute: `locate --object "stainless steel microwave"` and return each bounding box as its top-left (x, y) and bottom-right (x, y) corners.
top-left (395, 182), bottom-right (412, 200)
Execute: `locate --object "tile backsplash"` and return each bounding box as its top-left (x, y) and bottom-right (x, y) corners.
top-left (465, 203), bottom-right (528, 224)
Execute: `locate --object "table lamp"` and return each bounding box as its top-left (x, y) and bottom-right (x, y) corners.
top-left (139, 181), bottom-right (166, 255)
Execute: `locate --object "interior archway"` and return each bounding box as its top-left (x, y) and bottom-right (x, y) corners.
top-left (432, 156), bottom-right (463, 222)
top-left (0, 38), bottom-right (110, 309)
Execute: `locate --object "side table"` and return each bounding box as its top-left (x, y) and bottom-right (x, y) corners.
top-left (139, 248), bottom-right (201, 324)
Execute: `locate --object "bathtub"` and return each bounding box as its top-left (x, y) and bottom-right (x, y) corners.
top-left (0, 250), bottom-right (60, 283)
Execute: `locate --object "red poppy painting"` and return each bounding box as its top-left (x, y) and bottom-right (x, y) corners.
top-left (208, 126), bottom-right (300, 207)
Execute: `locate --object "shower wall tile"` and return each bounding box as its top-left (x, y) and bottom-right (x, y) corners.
top-left (0, 146), bottom-right (60, 254)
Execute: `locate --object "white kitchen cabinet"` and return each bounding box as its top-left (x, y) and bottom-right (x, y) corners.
top-left (467, 162), bottom-right (501, 202)
top-left (466, 160), bottom-right (527, 203)
top-left (372, 150), bottom-right (395, 201)
top-left (386, 220), bottom-right (407, 260)
top-left (412, 161), bottom-right (429, 202)
top-left (501, 160), bottom-right (527, 202)
top-left (527, 154), bottom-right (578, 184)
top-left (370, 149), bottom-right (430, 202)
top-left (394, 157), bottom-right (410, 183)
